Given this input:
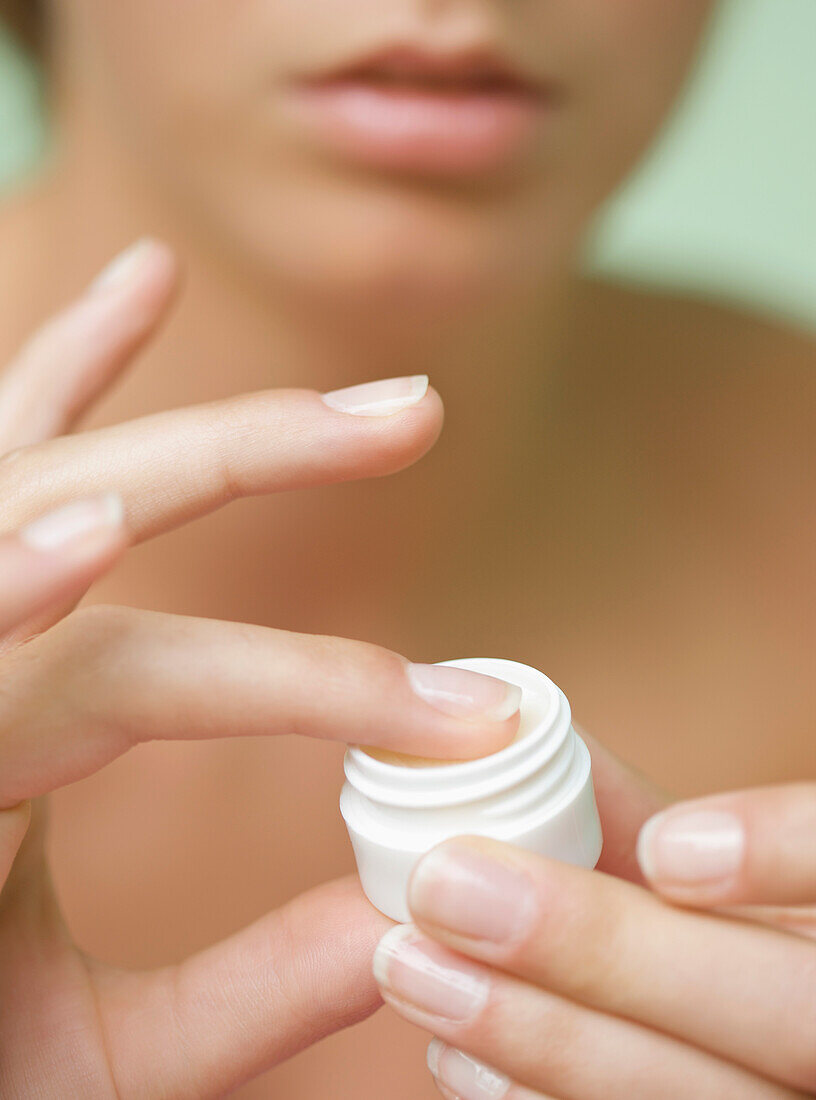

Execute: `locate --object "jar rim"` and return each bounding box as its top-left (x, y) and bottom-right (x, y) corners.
top-left (344, 659), bottom-right (574, 809)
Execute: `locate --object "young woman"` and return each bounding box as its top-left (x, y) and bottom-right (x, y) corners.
top-left (0, 2), bottom-right (814, 1097)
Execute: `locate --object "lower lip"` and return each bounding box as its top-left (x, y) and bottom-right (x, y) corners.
top-left (285, 82), bottom-right (549, 177)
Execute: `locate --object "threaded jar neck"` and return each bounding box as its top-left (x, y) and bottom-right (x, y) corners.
top-left (344, 658), bottom-right (575, 811)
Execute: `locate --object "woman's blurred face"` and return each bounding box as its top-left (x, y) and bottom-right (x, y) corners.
top-left (61, 0), bottom-right (712, 308)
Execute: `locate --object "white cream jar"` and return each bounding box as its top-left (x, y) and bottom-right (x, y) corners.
top-left (341, 658), bottom-right (603, 922)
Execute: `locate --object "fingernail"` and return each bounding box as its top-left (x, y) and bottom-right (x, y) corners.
top-left (433, 1083), bottom-right (462, 1100)
top-left (428, 1041), bottom-right (511, 1100)
top-left (91, 239), bottom-right (156, 293)
top-left (407, 664), bottom-right (522, 723)
top-left (373, 925), bottom-right (490, 1025)
top-left (321, 375), bottom-right (428, 416)
top-left (20, 494), bottom-right (124, 551)
top-left (637, 809), bottom-right (745, 886)
top-left (410, 840), bottom-right (537, 945)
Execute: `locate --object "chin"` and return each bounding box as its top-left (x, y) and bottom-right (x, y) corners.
top-left (208, 174), bottom-right (559, 323)
top-left (284, 242), bottom-right (530, 327)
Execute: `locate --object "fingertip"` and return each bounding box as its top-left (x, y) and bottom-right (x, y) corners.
top-left (91, 237), bottom-right (177, 295)
top-left (321, 374), bottom-right (430, 417)
top-left (368, 383), bottom-right (444, 477)
top-left (88, 238), bottom-right (181, 335)
top-left (403, 663), bottom-right (522, 760)
top-left (0, 495), bottom-right (130, 636)
top-left (361, 710), bottom-right (518, 766)
top-left (635, 806), bottom-right (745, 904)
top-left (19, 493), bottom-right (126, 553)
top-left (145, 238), bottom-right (182, 293)
top-left (420, 382), bottom-right (445, 437)
top-left (142, 240), bottom-right (182, 308)
top-left (444, 711), bottom-right (520, 762)
top-left (635, 812), bottom-right (661, 884)
top-left (308, 380), bottom-right (443, 481)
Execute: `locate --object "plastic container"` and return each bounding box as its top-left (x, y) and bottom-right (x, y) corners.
top-left (340, 658), bottom-right (603, 922)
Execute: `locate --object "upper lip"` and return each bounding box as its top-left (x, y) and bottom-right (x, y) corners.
top-left (302, 45), bottom-right (552, 97)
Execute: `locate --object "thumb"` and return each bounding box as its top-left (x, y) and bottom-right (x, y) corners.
top-left (578, 726), bottom-right (668, 884)
top-left (93, 876), bottom-right (389, 1099)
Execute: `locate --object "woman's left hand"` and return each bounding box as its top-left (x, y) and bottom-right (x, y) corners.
top-left (373, 783), bottom-right (816, 1099)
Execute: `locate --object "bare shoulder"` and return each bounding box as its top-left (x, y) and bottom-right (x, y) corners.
top-left (565, 279), bottom-right (816, 475)
top-left (564, 279), bottom-right (815, 709)
top-left (574, 277), bottom-right (816, 381)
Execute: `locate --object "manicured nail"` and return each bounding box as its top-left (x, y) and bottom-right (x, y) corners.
top-left (428, 1041), bottom-right (510, 1100)
top-left (407, 664), bottom-right (522, 723)
top-left (91, 239), bottom-right (156, 293)
top-left (637, 809), bottom-right (745, 887)
top-left (410, 840), bottom-right (537, 945)
top-left (374, 925), bottom-right (490, 1025)
top-left (20, 494), bottom-right (124, 551)
top-left (321, 375), bottom-right (428, 416)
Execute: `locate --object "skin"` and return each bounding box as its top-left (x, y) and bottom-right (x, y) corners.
top-left (383, 813), bottom-right (816, 1099)
top-left (47, 0), bottom-right (711, 312)
top-left (0, 0), bottom-right (814, 1096)
top-left (0, 252), bottom-right (523, 1098)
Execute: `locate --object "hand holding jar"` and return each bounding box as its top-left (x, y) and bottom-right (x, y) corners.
top-left (375, 744), bottom-right (816, 1099)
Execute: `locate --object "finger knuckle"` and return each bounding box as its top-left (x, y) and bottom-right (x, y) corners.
top-left (277, 634), bottom-right (403, 740)
top-left (519, 875), bottom-right (632, 1002)
top-left (481, 988), bottom-right (581, 1089)
top-left (207, 395), bottom-right (271, 504)
top-left (303, 632), bottom-right (402, 689)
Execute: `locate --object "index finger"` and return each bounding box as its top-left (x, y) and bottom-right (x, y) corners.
top-left (0, 376), bottom-right (442, 542)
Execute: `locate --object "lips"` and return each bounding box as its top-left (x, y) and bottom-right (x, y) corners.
top-left (315, 47), bottom-right (546, 95)
top-left (285, 46), bottom-right (558, 178)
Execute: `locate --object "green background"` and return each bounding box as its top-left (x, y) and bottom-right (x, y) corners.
top-left (2, 0), bottom-right (815, 331)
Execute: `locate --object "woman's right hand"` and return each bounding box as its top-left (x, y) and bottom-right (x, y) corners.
top-left (0, 240), bottom-right (521, 1099)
